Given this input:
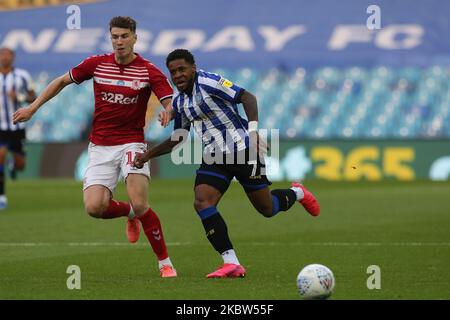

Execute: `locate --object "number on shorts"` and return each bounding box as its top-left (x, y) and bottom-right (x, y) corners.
top-left (126, 151), bottom-right (133, 165)
top-left (248, 159), bottom-right (257, 177)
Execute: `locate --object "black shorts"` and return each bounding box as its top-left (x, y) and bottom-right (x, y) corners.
top-left (0, 129), bottom-right (26, 155)
top-left (195, 148), bottom-right (272, 194)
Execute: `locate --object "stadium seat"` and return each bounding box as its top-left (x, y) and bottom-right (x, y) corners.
top-left (27, 66), bottom-right (450, 142)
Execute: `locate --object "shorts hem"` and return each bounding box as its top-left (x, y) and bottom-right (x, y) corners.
top-left (83, 182), bottom-right (115, 194)
top-left (124, 172), bottom-right (151, 183)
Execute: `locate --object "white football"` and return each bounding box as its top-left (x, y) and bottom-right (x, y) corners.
top-left (297, 264), bottom-right (335, 299)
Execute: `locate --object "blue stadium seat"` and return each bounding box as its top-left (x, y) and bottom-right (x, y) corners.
top-left (27, 66), bottom-right (450, 142)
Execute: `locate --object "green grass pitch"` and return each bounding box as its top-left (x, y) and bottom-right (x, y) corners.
top-left (0, 179), bottom-right (449, 299)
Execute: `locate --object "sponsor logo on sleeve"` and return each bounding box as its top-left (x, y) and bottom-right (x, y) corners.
top-left (219, 78), bottom-right (233, 88)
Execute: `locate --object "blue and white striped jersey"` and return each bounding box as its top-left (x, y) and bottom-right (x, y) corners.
top-left (0, 68), bottom-right (33, 131)
top-left (172, 70), bottom-right (249, 154)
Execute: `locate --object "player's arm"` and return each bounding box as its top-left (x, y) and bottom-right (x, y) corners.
top-left (13, 72), bottom-right (73, 124)
top-left (133, 135), bottom-right (184, 168)
top-left (239, 90), bottom-right (268, 157)
top-left (134, 107), bottom-right (190, 168)
top-left (147, 62), bottom-right (175, 127)
top-left (158, 97), bottom-right (174, 127)
top-left (161, 97), bottom-right (172, 110)
top-left (240, 90), bottom-right (258, 124)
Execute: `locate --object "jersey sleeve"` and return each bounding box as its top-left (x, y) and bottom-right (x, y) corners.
top-left (70, 56), bottom-right (98, 84)
top-left (200, 74), bottom-right (244, 104)
top-left (147, 63), bottom-right (173, 102)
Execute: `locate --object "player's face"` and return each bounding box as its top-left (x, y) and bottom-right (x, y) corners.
top-left (0, 49), bottom-right (14, 69)
top-left (167, 59), bottom-right (196, 93)
top-left (110, 27), bottom-right (137, 59)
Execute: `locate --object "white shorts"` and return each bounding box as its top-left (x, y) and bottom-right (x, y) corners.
top-left (83, 142), bottom-right (150, 193)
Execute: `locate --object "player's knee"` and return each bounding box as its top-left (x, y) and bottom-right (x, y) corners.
top-left (85, 203), bottom-right (105, 218)
top-left (255, 205), bottom-right (273, 218)
top-left (130, 202), bottom-right (148, 217)
top-left (194, 199), bottom-right (214, 212)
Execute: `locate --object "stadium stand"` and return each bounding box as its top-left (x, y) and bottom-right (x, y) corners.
top-left (26, 66), bottom-right (450, 142)
top-left (3, 0), bottom-right (448, 144)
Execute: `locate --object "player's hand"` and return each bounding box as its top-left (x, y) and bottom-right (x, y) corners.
top-left (249, 131), bottom-right (269, 161)
top-left (12, 107), bottom-right (34, 124)
top-left (133, 152), bottom-right (149, 169)
top-left (158, 106), bottom-right (173, 127)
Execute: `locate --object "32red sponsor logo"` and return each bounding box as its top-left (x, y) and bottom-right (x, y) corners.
top-left (101, 92), bottom-right (138, 104)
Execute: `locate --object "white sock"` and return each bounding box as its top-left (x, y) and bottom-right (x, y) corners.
top-left (158, 257), bottom-right (173, 269)
top-left (128, 206), bottom-right (136, 219)
top-left (290, 186), bottom-right (305, 201)
top-left (221, 249), bottom-right (240, 265)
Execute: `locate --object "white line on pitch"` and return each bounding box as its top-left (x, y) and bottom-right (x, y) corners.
top-left (0, 242), bottom-right (190, 247)
top-left (0, 242), bottom-right (449, 247)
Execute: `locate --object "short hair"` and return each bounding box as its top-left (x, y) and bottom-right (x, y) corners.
top-left (109, 16), bottom-right (136, 33)
top-left (166, 49), bottom-right (195, 67)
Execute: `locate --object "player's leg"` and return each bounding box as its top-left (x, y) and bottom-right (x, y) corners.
top-left (290, 182), bottom-right (321, 216)
top-left (119, 143), bottom-right (146, 244)
top-left (83, 185), bottom-right (114, 218)
top-left (122, 143), bottom-right (176, 277)
top-left (0, 143), bottom-right (8, 209)
top-left (195, 166), bottom-right (246, 278)
top-left (238, 152), bottom-right (320, 217)
top-left (10, 152), bottom-right (25, 179)
top-left (244, 182), bottom-right (320, 217)
top-left (83, 143), bottom-right (133, 220)
top-left (125, 173), bottom-right (176, 277)
top-left (194, 184), bottom-right (228, 258)
top-left (245, 186), bottom-right (296, 217)
top-left (84, 185), bottom-right (133, 219)
top-left (9, 129), bottom-right (26, 180)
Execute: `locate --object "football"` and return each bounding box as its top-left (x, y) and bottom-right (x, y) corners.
top-left (296, 264), bottom-right (335, 299)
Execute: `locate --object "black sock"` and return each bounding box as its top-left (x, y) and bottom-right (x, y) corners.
top-left (9, 158), bottom-right (17, 180)
top-left (0, 165), bottom-right (5, 195)
top-left (271, 189), bottom-right (297, 212)
top-left (200, 211), bottom-right (233, 254)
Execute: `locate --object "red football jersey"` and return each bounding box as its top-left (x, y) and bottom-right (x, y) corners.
top-left (70, 53), bottom-right (173, 146)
